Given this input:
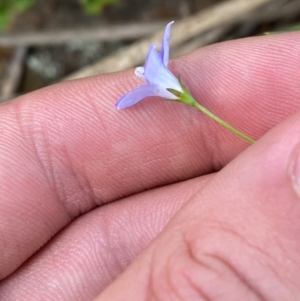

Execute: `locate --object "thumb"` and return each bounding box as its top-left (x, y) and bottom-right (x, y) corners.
top-left (94, 111), bottom-right (300, 301)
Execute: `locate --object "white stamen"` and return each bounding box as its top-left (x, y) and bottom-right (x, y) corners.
top-left (135, 66), bottom-right (145, 78)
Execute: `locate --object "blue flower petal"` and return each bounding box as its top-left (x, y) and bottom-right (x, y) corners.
top-left (144, 43), bottom-right (162, 83)
top-left (115, 83), bottom-right (158, 109)
top-left (161, 21), bottom-right (173, 67)
top-left (143, 42), bottom-right (182, 95)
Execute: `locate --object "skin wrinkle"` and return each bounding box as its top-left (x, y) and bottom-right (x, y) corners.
top-left (165, 246), bottom-right (211, 301)
top-left (9, 103), bottom-right (50, 189)
top-left (68, 248), bottom-right (96, 298)
top-left (36, 235), bottom-right (85, 299)
top-left (31, 119), bottom-right (72, 220)
top-left (182, 233), bottom-right (219, 276)
top-left (180, 228), bottom-right (268, 301)
top-left (58, 142), bottom-right (97, 216)
top-left (203, 127), bottom-right (225, 173)
top-left (12, 103), bottom-right (27, 144)
top-left (146, 248), bottom-right (161, 301)
top-left (37, 87), bottom-right (102, 209)
top-left (58, 116), bottom-right (106, 214)
top-left (64, 227), bottom-right (104, 296)
top-left (101, 205), bottom-right (134, 271)
top-left (286, 142), bottom-right (300, 201)
top-left (182, 273), bottom-right (213, 301)
top-left (164, 256), bottom-right (190, 301)
top-left (48, 128), bottom-right (95, 216)
top-left (28, 92), bottom-right (98, 217)
top-left (177, 115), bottom-right (219, 175)
top-left (207, 254), bottom-right (268, 301)
top-left (82, 164), bottom-right (101, 209)
top-left (88, 95), bottom-right (113, 146)
top-left (150, 232), bottom-right (226, 301)
top-left (264, 236), bottom-right (300, 292)
top-left (216, 147), bottom-right (300, 291)
top-left (146, 232), bottom-right (182, 300)
top-left (49, 155), bottom-right (71, 217)
top-left (189, 223), bottom-right (283, 300)
top-left (182, 236), bottom-right (227, 301)
top-left (103, 217), bottom-right (129, 276)
top-left (26, 104), bottom-right (62, 197)
top-left (9, 104), bottom-right (93, 281)
top-left (10, 111), bottom-right (73, 261)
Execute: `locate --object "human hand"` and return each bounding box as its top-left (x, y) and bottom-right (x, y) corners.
top-left (1, 33), bottom-right (300, 301)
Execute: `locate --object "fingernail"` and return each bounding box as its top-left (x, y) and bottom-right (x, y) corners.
top-left (289, 145), bottom-right (300, 198)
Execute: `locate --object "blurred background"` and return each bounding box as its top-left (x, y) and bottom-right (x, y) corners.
top-left (1, 0), bottom-right (300, 102)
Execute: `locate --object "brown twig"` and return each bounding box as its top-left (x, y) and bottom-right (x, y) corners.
top-left (0, 21), bottom-right (166, 47)
top-left (1, 46), bottom-right (26, 99)
top-left (63, 0), bottom-right (276, 80)
top-left (256, 0), bottom-right (300, 21)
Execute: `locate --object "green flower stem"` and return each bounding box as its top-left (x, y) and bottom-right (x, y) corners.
top-left (179, 89), bottom-right (255, 144)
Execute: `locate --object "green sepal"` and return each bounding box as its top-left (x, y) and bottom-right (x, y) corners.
top-left (166, 88), bottom-right (182, 98)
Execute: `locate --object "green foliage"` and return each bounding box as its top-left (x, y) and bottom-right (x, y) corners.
top-left (0, 0), bottom-right (35, 30)
top-left (274, 23), bottom-right (300, 32)
top-left (0, 0), bottom-right (118, 31)
top-left (79, 0), bottom-right (118, 14)
top-left (264, 23), bottom-right (300, 35)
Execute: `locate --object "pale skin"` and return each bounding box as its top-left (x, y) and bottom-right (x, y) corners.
top-left (1, 33), bottom-right (300, 301)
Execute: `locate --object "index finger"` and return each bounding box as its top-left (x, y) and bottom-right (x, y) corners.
top-left (1, 32), bottom-right (300, 279)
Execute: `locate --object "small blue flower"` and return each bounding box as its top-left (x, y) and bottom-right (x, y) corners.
top-left (115, 21), bottom-right (183, 109)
